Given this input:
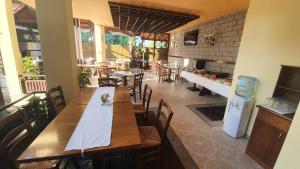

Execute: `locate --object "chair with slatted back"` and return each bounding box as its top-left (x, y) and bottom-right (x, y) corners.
top-left (108, 67), bottom-right (123, 84)
top-left (98, 62), bottom-right (107, 67)
top-left (98, 77), bottom-right (118, 87)
top-left (46, 86), bottom-right (66, 119)
top-left (133, 84), bottom-right (152, 124)
top-left (128, 73), bottom-right (144, 102)
top-left (97, 67), bottom-right (109, 78)
top-left (158, 66), bottom-right (168, 83)
top-left (0, 108), bottom-right (61, 169)
top-left (136, 99), bottom-right (174, 169)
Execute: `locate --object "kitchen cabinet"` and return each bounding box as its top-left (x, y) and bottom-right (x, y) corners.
top-left (246, 106), bottom-right (292, 169)
top-left (246, 65), bottom-right (300, 168)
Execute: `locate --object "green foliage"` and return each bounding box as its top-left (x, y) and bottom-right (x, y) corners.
top-left (78, 67), bottom-right (92, 89)
top-left (27, 96), bottom-right (47, 120)
top-left (22, 56), bottom-right (40, 79)
top-left (81, 31), bottom-right (91, 42)
top-left (105, 32), bottom-right (129, 46)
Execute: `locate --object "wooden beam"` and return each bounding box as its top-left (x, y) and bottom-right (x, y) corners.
top-left (109, 2), bottom-right (199, 18)
top-left (130, 17), bottom-right (139, 32)
top-left (135, 19), bottom-right (148, 33)
top-left (108, 2), bottom-right (199, 33)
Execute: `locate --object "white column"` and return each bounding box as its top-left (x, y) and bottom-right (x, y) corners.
top-left (94, 24), bottom-right (103, 63)
top-left (74, 19), bottom-right (83, 62)
top-left (0, 0), bottom-right (23, 100)
top-left (35, 0), bottom-right (79, 102)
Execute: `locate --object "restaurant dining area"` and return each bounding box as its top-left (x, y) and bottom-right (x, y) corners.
top-left (1, 0), bottom-right (300, 169)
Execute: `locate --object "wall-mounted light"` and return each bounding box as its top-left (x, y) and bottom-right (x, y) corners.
top-left (171, 40), bottom-right (178, 48)
top-left (204, 33), bottom-right (216, 46)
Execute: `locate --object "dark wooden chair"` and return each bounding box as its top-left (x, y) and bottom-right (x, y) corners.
top-left (98, 66), bottom-right (122, 86)
top-left (0, 108), bottom-right (61, 169)
top-left (108, 67), bottom-right (123, 85)
top-left (133, 84), bottom-right (152, 124)
top-left (97, 67), bottom-right (109, 78)
top-left (158, 66), bottom-right (168, 83)
top-left (129, 73), bottom-right (144, 102)
top-left (98, 77), bottom-right (118, 87)
top-left (46, 86), bottom-right (66, 118)
top-left (136, 99), bottom-right (174, 169)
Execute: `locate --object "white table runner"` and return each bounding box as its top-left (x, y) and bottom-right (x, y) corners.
top-left (180, 71), bottom-right (231, 98)
top-left (65, 87), bottom-right (115, 151)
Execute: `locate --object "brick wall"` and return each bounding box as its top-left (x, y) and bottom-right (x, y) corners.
top-left (169, 10), bottom-right (247, 74)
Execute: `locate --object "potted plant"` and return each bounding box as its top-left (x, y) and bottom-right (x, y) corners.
top-left (78, 67), bottom-right (92, 89)
top-left (22, 56), bottom-right (40, 80)
top-left (26, 96), bottom-right (48, 133)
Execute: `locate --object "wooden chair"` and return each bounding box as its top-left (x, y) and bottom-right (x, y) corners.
top-left (174, 67), bottom-right (181, 81)
top-left (98, 77), bottom-right (118, 87)
top-left (0, 108), bottom-right (61, 169)
top-left (136, 99), bottom-right (174, 169)
top-left (98, 62), bottom-right (108, 67)
top-left (152, 63), bottom-right (159, 76)
top-left (108, 67), bottom-right (123, 84)
top-left (97, 67), bottom-right (109, 78)
top-left (46, 86), bottom-right (66, 118)
top-left (158, 66), bottom-right (168, 83)
top-left (129, 73), bottom-right (144, 102)
top-left (133, 84), bottom-right (152, 124)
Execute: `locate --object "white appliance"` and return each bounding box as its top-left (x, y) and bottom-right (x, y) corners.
top-left (223, 95), bottom-right (254, 138)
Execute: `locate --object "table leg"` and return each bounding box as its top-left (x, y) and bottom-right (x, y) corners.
top-left (199, 87), bottom-right (212, 96)
top-left (123, 76), bottom-right (128, 86)
top-left (187, 83), bottom-right (201, 91)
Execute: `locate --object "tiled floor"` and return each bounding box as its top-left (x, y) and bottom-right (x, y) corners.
top-left (91, 72), bottom-right (262, 169)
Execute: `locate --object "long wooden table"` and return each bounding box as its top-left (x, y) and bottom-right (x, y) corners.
top-left (17, 87), bottom-right (140, 163)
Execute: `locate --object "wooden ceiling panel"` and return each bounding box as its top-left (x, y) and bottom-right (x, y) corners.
top-left (109, 2), bottom-right (199, 33)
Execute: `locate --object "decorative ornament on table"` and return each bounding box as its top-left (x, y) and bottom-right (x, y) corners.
top-left (101, 93), bottom-right (111, 105)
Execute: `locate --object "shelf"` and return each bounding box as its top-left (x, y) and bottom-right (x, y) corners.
top-left (276, 85), bottom-right (300, 93)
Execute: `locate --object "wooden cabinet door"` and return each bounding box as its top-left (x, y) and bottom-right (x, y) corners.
top-left (246, 114), bottom-right (287, 169)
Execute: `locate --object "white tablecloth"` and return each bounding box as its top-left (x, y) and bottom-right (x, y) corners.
top-left (65, 87), bottom-right (115, 152)
top-left (113, 71), bottom-right (136, 77)
top-left (180, 71), bottom-right (231, 98)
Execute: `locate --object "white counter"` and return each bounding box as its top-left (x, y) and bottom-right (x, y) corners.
top-left (180, 71), bottom-right (231, 98)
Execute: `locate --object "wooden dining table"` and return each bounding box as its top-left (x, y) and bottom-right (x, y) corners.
top-left (17, 87), bottom-right (141, 165)
top-left (112, 71), bottom-right (137, 86)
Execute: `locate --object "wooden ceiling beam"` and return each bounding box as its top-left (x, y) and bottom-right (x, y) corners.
top-left (130, 17), bottom-right (139, 32)
top-left (125, 16), bottom-right (130, 31)
top-left (135, 19), bottom-right (148, 33)
top-left (109, 2), bottom-right (199, 33)
top-left (109, 2), bottom-right (198, 18)
top-left (118, 6), bottom-right (121, 29)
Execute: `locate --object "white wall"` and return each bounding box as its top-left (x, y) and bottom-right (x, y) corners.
top-left (227, 0), bottom-right (300, 136)
top-left (229, 0), bottom-right (300, 167)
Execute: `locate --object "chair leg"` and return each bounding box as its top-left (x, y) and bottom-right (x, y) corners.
top-left (133, 88), bottom-right (136, 102)
top-left (144, 113), bottom-right (148, 125)
top-left (159, 148), bottom-right (163, 169)
top-left (139, 87), bottom-right (142, 100)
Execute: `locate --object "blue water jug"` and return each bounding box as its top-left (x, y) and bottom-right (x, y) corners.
top-left (235, 76), bottom-right (256, 97)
